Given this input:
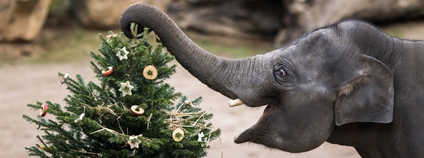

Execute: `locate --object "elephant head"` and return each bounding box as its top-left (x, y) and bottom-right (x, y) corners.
top-left (120, 4), bottom-right (394, 153)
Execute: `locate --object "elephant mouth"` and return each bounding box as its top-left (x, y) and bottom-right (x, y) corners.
top-left (230, 97), bottom-right (282, 145)
top-left (259, 104), bottom-right (272, 120)
top-left (228, 98), bottom-right (272, 120)
top-left (234, 104), bottom-right (277, 144)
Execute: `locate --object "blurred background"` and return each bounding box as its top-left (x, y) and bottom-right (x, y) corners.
top-left (1, 0), bottom-right (424, 157)
top-left (2, 0), bottom-right (424, 64)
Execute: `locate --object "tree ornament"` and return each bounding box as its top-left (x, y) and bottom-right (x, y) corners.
top-left (130, 105), bottom-right (144, 116)
top-left (184, 100), bottom-right (198, 107)
top-left (39, 103), bottom-right (48, 117)
top-left (172, 128), bottom-right (184, 142)
top-left (143, 65), bottom-right (158, 80)
top-left (116, 47), bottom-right (129, 61)
top-left (24, 22), bottom-right (221, 157)
top-left (127, 135), bottom-right (142, 149)
top-left (118, 81), bottom-right (134, 96)
top-left (60, 73), bottom-right (69, 85)
top-left (39, 146), bottom-right (48, 151)
top-left (101, 67), bottom-right (114, 76)
top-left (197, 132), bottom-right (204, 142)
top-left (184, 100), bottom-right (191, 105)
top-left (74, 113), bottom-right (85, 123)
top-left (106, 33), bottom-right (117, 42)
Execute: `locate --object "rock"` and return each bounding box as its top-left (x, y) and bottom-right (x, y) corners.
top-left (71, 0), bottom-right (171, 29)
top-left (168, 0), bottom-right (284, 40)
top-left (275, 0), bottom-right (424, 46)
top-left (0, 0), bottom-right (15, 33)
top-left (145, 0), bottom-right (424, 47)
top-left (0, 0), bottom-right (51, 42)
top-left (45, 0), bottom-right (73, 26)
top-left (0, 43), bottom-right (42, 59)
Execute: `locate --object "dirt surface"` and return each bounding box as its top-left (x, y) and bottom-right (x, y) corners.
top-left (2, 20), bottom-right (424, 157)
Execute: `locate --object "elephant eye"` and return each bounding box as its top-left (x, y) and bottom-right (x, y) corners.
top-left (273, 62), bottom-right (295, 86)
top-left (277, 68), bottom-right (286, 76)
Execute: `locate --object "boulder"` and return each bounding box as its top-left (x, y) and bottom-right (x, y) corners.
top-left (72, 0), bottom-right (171, 29)
top-left (275, 0), bottom-right (424, 46)
top-left (167, 0), bottom-right (284, 40)
top-left (0, 0), bottom-right (51, 42)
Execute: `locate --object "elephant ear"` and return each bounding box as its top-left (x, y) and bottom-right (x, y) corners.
top-left (335, 55), bottom-right (394, 126)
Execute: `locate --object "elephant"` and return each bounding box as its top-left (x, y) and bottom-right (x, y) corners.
top-left (120, 3), bottom-right (424, 158)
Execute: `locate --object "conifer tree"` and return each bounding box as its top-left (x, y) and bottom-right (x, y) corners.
top-left (23, 24), bottom-right (220, 158)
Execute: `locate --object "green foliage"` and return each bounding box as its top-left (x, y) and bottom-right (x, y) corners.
top-left (23, 25), bottom-right (220, 157)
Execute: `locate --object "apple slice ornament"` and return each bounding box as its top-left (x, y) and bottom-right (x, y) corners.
top-left (143, 65), bottom-right (158, 80)
top-left (60, 73), bottom-right (69, 85)
top-left (130, 105), bottom-right (144, 116)
top-left (172, 128), bottom-right (184, 142)
top-left (101, 67), bottom-right (114, 76)
top-left (40, 103), bottom-right (48, 117)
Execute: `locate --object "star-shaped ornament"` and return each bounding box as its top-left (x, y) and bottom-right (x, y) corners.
top-left (116, 47), bottom-right (129, 61)
top-left (74, 113), bottom-right (85, 123)
top-left (106, 33), bottom-right (117, 42)
top-left (127, 135), bottom-right (141, 149)
top-left (119, 81), bottom-right (134, 96)
top-left (197, 132), bottom-right (204, 142)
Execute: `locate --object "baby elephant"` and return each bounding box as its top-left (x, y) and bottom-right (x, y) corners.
top-left (120, 3), bottom-right (424, 158)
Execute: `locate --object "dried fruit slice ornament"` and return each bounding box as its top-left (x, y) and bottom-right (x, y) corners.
top-left (39, 146), bottom-right (48, 151)
top-left (172, 128), bottom-right (184, 142)
top-left (101, 67), bottom-right (114, 76)
top-left (143, 65), bottom-right (158, 80)
top-left (60, 73), bottom-right (69, 85)
top-left (130, 105), bottom-right (144, 116)
top-left (40, 103), bottom-right (48, 117)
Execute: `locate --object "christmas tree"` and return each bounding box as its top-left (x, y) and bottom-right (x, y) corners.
top-left (23, 24), bottom-right (220, 157)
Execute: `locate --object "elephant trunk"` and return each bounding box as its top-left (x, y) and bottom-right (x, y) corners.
top-left (120, 4), bottom-right (269, 106)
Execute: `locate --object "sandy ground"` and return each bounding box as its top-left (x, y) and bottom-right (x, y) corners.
top-left (2, 20), bottom-right (424, 158)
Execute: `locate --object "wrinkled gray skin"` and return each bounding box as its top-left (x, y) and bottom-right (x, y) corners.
top-left (120, 4), bottom-right (424, 158)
